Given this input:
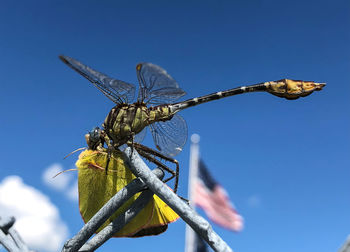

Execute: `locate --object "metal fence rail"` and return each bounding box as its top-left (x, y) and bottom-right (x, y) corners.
top-left (0, 216), bottom-right (31, 252)
top-left (124, 147), bottom-right (233, 252)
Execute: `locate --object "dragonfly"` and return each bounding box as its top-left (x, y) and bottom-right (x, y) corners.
top-left (60, 55), bottom-right (325, 192)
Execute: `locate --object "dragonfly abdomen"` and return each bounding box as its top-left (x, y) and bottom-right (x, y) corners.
top-left (265, 79), bottom-right (325, 100)
top-left (168, 83), bottom-right (267, 113)
top-left (168, 79), bottom-right (325, 113)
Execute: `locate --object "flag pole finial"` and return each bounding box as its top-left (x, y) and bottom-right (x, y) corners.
top-left (191, 134), bottom-right (200, 144)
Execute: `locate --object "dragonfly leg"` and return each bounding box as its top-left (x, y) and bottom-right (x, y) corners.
top-left (129, 132), bottom-right (136, 155)
top-left (99, 131), bottom-right (114, 173)
top-left (105, 148), bottom-right (112, 174)
top-left (131, 143), bottom-right (179, 194)
top-left (137, 149), bottom-right (179, 194)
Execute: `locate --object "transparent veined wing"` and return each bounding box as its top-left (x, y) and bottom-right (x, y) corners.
top-left (149, 114), bottom-right (187, 157)
top-left (136, 63), bottom-right (186, 106)
top-left (60, 55), bottom-right (136, 104)
top-left (119, 128), bottom-right (147, 151)
top-left (134, 127), bottom-right (147, 143)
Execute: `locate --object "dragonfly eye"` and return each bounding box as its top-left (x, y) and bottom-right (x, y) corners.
top-left (86, 127), bottom-right (102, 150)
top-left (90, 127), bottom-right (101, 139)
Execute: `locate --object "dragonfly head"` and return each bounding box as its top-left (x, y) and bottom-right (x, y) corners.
top-left (85, 127), bottom-right (103, 150)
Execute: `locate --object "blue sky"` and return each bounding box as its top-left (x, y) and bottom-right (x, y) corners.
top-left (0, 0), bottom-right (349, 251)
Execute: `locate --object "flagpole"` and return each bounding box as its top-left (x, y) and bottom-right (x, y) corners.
top-left (185, 134), bottom-right (200, 252)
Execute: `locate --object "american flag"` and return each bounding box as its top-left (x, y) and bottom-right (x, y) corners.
top-left (194, 160), bottom-right (243, 232)
top-left (185, 134), bottom-right (242, 252)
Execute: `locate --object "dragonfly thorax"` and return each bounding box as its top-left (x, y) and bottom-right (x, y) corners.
top-left (103, 103), bottom-right (174, 147)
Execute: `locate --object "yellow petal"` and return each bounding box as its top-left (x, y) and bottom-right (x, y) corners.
top-left (76, 149), bottom-right (179, 237)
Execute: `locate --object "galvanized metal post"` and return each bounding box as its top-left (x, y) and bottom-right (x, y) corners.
top-left (0, 216), bottom-right (31, 252)
top-left (125, 147), bottom-right (233, 252)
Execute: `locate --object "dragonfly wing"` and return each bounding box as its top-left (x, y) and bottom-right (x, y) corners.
top-left (60, 55), bottom-right (136, 104)
top-left (118, 128), bottom-right (146, 151)
top-left (150, 114), bottom-right (187, 157)
top-left (134, 127), bottom-right (147, 143)
top-left (136, 63), bottom-right (186, 105)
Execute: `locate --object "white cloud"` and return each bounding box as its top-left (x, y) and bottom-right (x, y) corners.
top-left (0, 176), bottom-right (68, 252)
top-left (247, 194), bottom-right (262, 208)
top-left (42, 163), bottom-right (79, 202)
top-left (66, 180), bottom-right (79, 202)
top-left (42, 163), bottom-right (72, 191)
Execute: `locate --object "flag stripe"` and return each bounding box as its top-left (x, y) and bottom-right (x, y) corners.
top-left (194, 161), bottom-right (243, 232)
